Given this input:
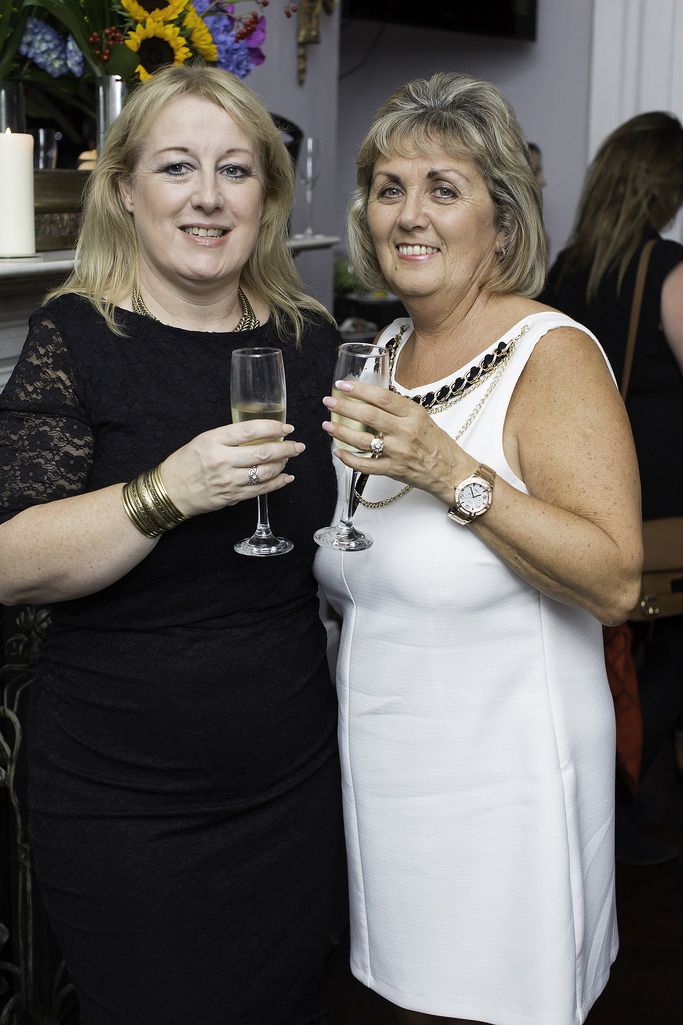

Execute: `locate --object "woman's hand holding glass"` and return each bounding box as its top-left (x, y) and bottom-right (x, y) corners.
top-left (157, 421), bottom-right (303, 519)
top-left (321, 380), bottom-right (471, 510)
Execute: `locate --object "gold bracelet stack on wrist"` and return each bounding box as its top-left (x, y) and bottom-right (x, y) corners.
top-left (122, 464), bottom-right (187, 539)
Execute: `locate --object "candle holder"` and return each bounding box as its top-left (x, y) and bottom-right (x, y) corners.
top-left (0, 81), bottom-right (26, 133)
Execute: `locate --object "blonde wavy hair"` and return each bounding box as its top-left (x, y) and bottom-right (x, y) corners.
top-left (347, 72), bottom-right (547, 298)
top-left (559, 111), bottom-right (683, 302)
top-left (48, 63), bottom-right (331, 342)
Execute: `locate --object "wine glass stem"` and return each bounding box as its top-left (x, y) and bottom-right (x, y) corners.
top-left (338, 467), bottom-right (358, 537)
top-left (305, 184), bottom-right (314, 234)
top-left (254, 494), bottom-right (274, 539)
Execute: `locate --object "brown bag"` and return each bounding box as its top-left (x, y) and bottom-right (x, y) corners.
top-left (628, 517), bottom-right (683, 620)
top-left (620, 240), bottom-right (683, 622)
top-left (603, 623), bottom-right (642, 792)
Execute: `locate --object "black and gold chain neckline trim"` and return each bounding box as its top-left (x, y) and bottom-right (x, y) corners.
top-left (385, 323), bottom-right (517, 414)
top-left (131, 285), bottom-right (260, 332)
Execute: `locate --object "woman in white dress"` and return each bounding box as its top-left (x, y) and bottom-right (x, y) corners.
top-left (314, 73), bottom-right (643, 1025)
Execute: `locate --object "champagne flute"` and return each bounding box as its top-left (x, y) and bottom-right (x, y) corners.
top-left (231, 347), bottom-right (293, 557)
top-left (314, 341), bottom-right (390, 552)
top-left (298, 136), bottom-right (320, 237)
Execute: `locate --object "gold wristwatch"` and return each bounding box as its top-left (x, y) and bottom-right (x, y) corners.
top-left (447, 463), bottom-right (496, 525)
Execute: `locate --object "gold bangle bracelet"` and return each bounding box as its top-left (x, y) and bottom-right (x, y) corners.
top-left (147, 465), bottom-right (186, 528)
top-left (121, 465), bottom-right (187, 539)
top-left (122, 479), bottom-right (164, 538)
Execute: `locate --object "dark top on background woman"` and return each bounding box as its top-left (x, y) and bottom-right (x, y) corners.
top-left (0, 64), bottom-right (343, 1025)
top-left (546, 231), bottom-right (682, 519)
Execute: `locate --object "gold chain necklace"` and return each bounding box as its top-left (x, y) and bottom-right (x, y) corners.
top-left (131, 285), bottom-right (260, 331)
top-left (354, 323), bottom-right (528, 510)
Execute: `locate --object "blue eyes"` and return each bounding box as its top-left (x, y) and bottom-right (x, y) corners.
top-left (375, 183), bottom-right (458, 201)
top-left (160, 163), bottom-right (252, 179)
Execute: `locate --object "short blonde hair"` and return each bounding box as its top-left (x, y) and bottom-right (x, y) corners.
top-left (49, 63), bottom-right (330, 340)
top-left (347, 72), bottom-right (546, 298)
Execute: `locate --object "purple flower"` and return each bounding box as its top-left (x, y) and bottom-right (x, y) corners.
top-left (244, 14), bottom-right (266, 65)
top-left (246, 14), bottom-right (267, 47)
top-left (65, 34), bottom-right (84, 76)
top-left (19, 17), bottom-right (68, 77)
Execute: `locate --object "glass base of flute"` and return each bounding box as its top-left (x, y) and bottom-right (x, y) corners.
top-left (314, 464), bottom-right (373, 551)
top-left (234, 494), bottom-right (293, 557)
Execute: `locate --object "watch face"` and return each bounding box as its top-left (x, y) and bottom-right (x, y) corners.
top-left (458, 479), bottom-right (491, 515)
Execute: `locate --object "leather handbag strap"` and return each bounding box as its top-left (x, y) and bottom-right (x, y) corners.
top-left (620, 238), bottom-right (656, 399)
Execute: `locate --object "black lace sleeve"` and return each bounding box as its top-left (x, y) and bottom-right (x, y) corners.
top-left (0, 312), bottom-right (94, 523)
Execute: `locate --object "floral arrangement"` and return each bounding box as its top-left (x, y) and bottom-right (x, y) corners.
top-left (1, 0), bottom-right (293, 151)
top-left (21, 0), bottom-right (289, 83)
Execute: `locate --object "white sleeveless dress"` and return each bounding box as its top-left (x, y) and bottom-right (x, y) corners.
top-left (314, 312), bottom-right (618, 1025)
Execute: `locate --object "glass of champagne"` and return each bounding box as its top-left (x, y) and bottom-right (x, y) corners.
top-left (231, 347), bottom-right (293, 557)
top-left (314, 341), bottom-right (390, 552)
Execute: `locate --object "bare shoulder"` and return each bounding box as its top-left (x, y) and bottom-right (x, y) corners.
top-left (507, 322), bottom-right (620, 443)
top-left (520, 323), bottom-right (613, 391)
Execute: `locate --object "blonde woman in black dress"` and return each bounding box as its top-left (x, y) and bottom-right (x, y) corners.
top-left (0, 65), bottom-right (343, 1025)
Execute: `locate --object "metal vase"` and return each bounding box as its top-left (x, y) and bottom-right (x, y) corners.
top-left (95, 75), bottom-right (127, 157)
top-left (0, 80), bottom-right (26, 133)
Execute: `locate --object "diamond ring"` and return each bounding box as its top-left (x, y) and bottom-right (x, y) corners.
top-left (248, 465), bottom-right (260, 485)
top-left (370, 435), bottom-right (385, 459)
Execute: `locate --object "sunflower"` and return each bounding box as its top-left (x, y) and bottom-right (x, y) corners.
top-left (121, 0), bottom-right (189, 23)
top-left (126, 18), bottom-right (193, 80)
top-left (183, 5), bottom-right (218, 62)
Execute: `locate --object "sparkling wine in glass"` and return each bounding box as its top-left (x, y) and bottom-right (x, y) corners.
top-left (231, 347), bottom-right (293, 557)
top-left (298, 136), bottom-right (320, 237)
top-left (314, 341), bottom-right (390, 552)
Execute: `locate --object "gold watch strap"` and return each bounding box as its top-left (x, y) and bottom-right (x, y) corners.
top-left (474, 463), bottom-right (496, 488)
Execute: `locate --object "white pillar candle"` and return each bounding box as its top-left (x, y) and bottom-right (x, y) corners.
top-left (0, 128), bottom-right (36, 258)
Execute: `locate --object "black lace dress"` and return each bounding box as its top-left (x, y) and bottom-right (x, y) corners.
top-left (0, 295), bottom-right (343, 1025)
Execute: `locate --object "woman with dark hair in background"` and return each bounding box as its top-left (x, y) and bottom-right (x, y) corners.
top-left (544, 111), bottom-right (683, 864)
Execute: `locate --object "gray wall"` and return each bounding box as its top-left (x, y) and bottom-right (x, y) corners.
top-left (336, 0), bottom-right (595, 271)
top-left (248, 5), bottom-right (342, 309)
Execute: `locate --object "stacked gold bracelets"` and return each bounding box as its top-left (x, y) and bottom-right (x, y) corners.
top-left (122, 464), bottom-right (187, 539)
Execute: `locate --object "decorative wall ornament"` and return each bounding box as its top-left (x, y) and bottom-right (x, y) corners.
top-left (297, 0), bottom-right (335, 85)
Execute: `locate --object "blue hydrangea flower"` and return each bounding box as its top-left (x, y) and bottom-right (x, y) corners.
top-left (190, 0), bottom-right (254, 78)
top-left (19, 17), bottom-right (68, 78)
top-left (213, 29), bottom-right (252, 77)
top-left (65, 34), bottom-right (85, 76)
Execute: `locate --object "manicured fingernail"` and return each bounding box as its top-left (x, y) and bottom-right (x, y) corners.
top-left (322, 420), bottom-right (333, 432)
top-left (322, 396), bottom-right (336, 409)
top-left (294, 442), bottom-right (306, 453)
top-left (283, 424), bottom-right (295, 434)
top-left (285, 474), bottom-right (295, 482)
top-left (335, 379), bottom-right (354, 391)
